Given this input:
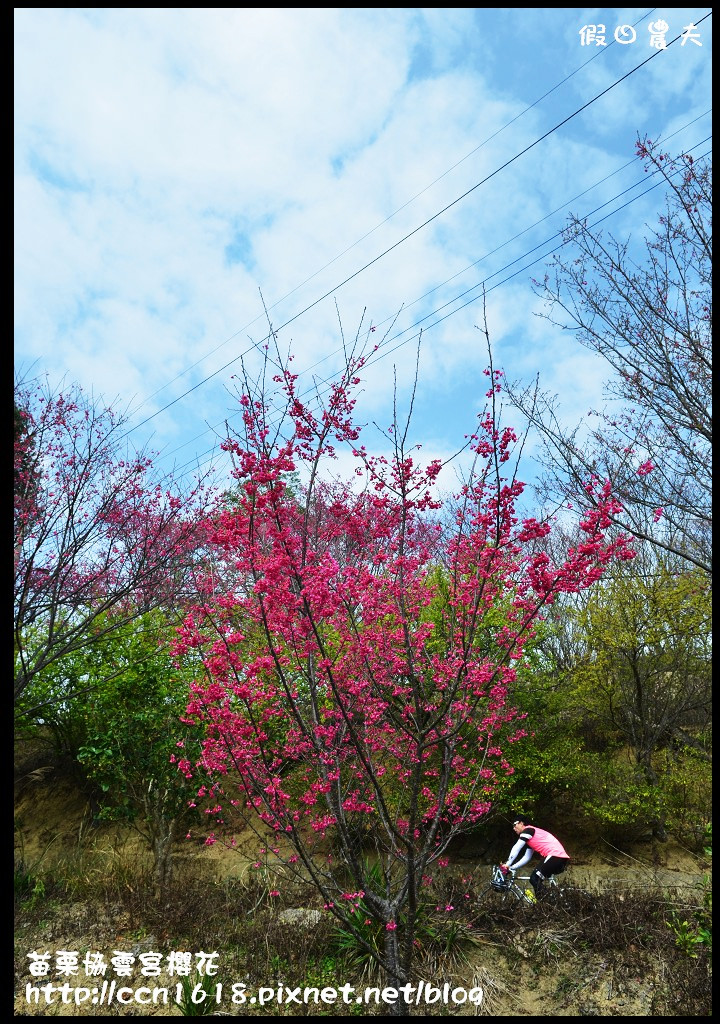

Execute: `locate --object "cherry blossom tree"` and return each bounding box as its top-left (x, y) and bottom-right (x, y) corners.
top-left (14, 374), bottom-right (215, 711)
top-left (506, 139), bottom-right (711, 574)
top-left (173, 338), bottom-right (635, 1011)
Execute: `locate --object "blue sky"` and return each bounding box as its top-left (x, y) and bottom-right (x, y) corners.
top-left (14, 8), bottom-right (712, 502)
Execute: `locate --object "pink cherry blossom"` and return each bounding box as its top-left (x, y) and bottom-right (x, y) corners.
top-left (172, 346), bottom-right (635, 992)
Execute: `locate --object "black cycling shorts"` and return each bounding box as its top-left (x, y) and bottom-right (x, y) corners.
top-left (536, 856), bottom-right (569, 879)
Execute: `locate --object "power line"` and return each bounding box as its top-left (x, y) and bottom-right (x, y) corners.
top-left (167, 134), bottom-right (710, 483)
top-left (157, 123), bottom-right (681, 466)
top-left (264, 145), bottom-right (714, 423)
top-left (286, 114), bottom-right (712, 381)
top-left (119, 16), bottom-right (709, 445)
top-left (132, 8), bottom-right (658, 414)
top-left (164, 129), bottom-right (712, 479)
top-left (368, 144), bottom-right (713, 369)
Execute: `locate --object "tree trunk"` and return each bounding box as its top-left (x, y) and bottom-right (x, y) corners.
top-left (637, 753), bottom-right (668, 841)
top-left (383, 928), bottom-right (411, 1017)
top-left (144, 788), bottom-right (181, 895)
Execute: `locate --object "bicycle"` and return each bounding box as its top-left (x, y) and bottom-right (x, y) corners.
top-left (477, 864), bottom-right (561, 905)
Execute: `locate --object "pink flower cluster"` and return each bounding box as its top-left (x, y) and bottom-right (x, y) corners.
top-left (171, 350), bottom-right (635, 932)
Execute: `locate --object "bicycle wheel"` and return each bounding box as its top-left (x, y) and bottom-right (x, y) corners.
top-left (533, 877), bottom-right (569, 904)
top-left (504, 882), bottom-right (533, 904)
top-left (477, 881), bottom-right (518, 906)
top-left (476, 883), bottom-right (495, 903)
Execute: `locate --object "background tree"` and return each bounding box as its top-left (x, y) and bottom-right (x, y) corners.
top-left (490, 541), bottom-right (712, 847)
top-left (15, 608), bottom-right (211, 891)
top-left (565, 549), bottom-right (711, 841)
top-left (74, 611), bottom-right (212, 891)
top-left (13, 374), bottom-right (216, 713)
top-left (485, 604), bottom-right (597, 824)
top-left (174, 338), bottom-right (635, 1012)
top-left (14, 619), bottom-right (113, 772)
top-left (14, 401), bottom-right (38, 503)
top-left (506, 139), bottom-right (711, 574)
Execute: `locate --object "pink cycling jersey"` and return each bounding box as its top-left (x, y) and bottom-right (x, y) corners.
top-left (523, 825), bottom-right (570, 860)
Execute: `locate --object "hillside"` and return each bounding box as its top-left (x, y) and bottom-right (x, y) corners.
top-left (14, 767), bottom-right (711, 1017)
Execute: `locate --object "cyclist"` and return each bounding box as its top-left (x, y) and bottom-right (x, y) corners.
top-left (500, 816), bottom-right (570, 899)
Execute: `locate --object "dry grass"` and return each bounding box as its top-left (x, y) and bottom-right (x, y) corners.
top-left (14, 840), bottom-right (711, 1017)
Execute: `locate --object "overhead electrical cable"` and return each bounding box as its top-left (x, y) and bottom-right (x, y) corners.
top-left (163, 130), bottom-right (711, 477)
top-left (134, 7), bottom-right (657, 413)
top-left (166, 135), bottom-right (710, 482)
top-left (161, 106), bottom-right (710, 470)
top-left (366, 144), bottom-right (713, 374)
top-left (119, 13), bottom-right (710, 445)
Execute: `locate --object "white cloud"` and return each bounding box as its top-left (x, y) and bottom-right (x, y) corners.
top-left (14, 7), bottom-right (712, 495)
